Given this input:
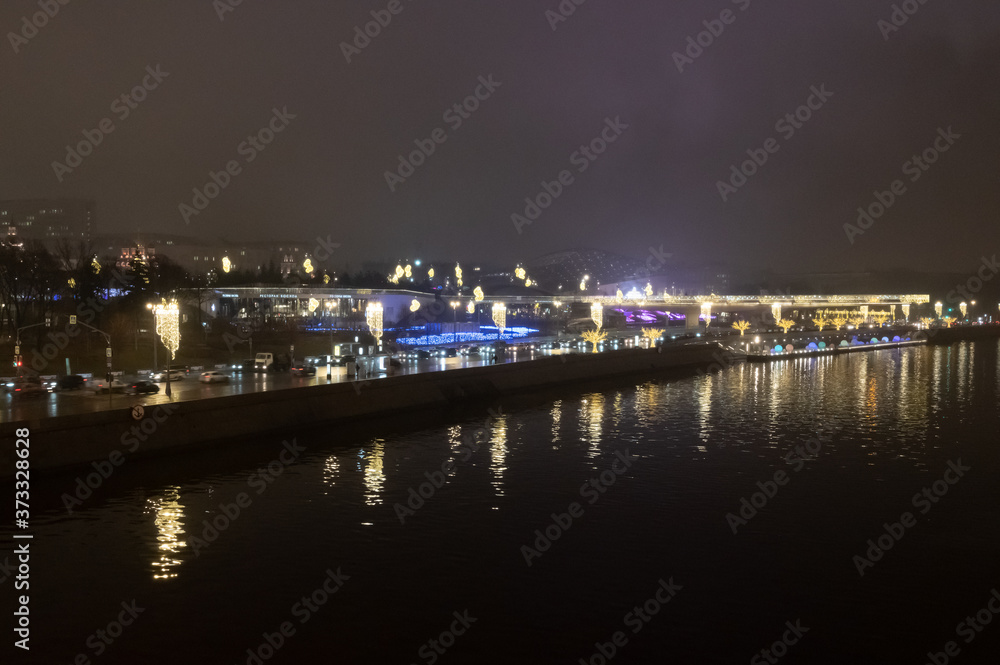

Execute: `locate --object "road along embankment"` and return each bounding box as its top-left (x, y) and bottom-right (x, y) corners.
top-left (1, 343), bottom-right (724, 475)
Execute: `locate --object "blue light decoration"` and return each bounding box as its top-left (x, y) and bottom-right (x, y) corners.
top-left (881, 337), bottom-right (889, 343)
top-left (893, 336), bottom-right (901, 342)
top-left (773, 345), bottom-right (783, 353)
top-left (807, 342), bottom-right (818, 350)
top-left (818, 342), bottom-right (826, 349)
top-left (398, 326), bottom-right (539, 347)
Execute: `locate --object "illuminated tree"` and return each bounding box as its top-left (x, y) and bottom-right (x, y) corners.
top-left (581, 329), bottom-right (607, 353)
top-left (812, 316), bottom-right (828, 331)
top-left (777, 318), bottom-right (795, 333)
top-left (919, 317), bottom-right (935, 328)
top-left (848, 314), bottom-right (866, 327)
top-left (942, 316), bottom-right (956, 328)
top-left (366, 302), bottom-right (383, 347)
top-left (732, 320), bottom-right (751, 336)
top-left (831, 315), bottom-right (848, 331)
top-left (870, 310), bottom-right (891, 327)
top-left (642, 327), bottom-right (665, 347)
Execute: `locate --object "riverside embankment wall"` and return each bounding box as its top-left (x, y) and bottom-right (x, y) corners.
top-left (2, 344), bottom-right (722, 474)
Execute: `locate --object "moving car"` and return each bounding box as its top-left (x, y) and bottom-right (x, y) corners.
top-left (291, 364), bottom-right (316, 377)
top-left (58, 374), bottom-right (87, 390)
top-left (199, 370), bottom-right (230, 383)
top-left (10, 376), bottom-right (46, 397)
top-left (88, 378), bottom-right (126, 394)
top-left (152, 368), bottom-right (185, 382)
top-left (126, 380), bottom-right (159, 395)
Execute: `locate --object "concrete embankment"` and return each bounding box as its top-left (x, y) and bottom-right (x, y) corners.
top-left (2, 343), bottom-right (723, 475)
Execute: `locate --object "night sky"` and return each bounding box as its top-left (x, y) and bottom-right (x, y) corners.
top-left (2, 0), bottom-right (998, 273)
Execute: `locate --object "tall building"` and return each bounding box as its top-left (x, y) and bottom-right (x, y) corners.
top-left (0, 198), bottom-right (94, 240)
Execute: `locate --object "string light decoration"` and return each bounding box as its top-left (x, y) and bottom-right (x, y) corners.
top-left (323, 274), bottom-right (331, 284)
top-left (410, 299), bottom-right (421, 312)
top-left (308, 298), bottom-right (320, 313)
top-left (366, 302), bottom-right (383, 347)
top-left (645, 283), bottom-right (653, 297)
top-left (902, 304), bottom-right (910, 321)
top-left (492, 303), bottom-right (506, 338)
top-left (771, 303), bottom-right (782, 323)
top-left (591, 302), bottom-right (603, 330)
top-left (91, 256), bottom-right (101, 274)
top-left (222, 257), bottom-right (232, 273)
top-left (515, 267), bottom-right (526, 280)
top-left (890, 304), bottom-right (897, 321)
top-left (455, 264), bottom-right (463, 288)
top-left (701, 302), bottom-right (713, 325)
top-left (935, 302), bottom-right (943, 318)
top-left (960, 302), bottom-right (968, 318)
top-left (303, 258), bottom-right (314, 274)
top-left (405, 264), bottom-right (412, 279)
top-left (615, 289), bottom-right (624, 304)
top-left (153, 300), bottom-right (180, 360)
top-left (466, 301), bottom-right (475, 314)
top-left (68, 278), bottom-right (76, 288)
top-left (473, 286), bottom-right (485, 302)
top-left (859, 305), bottom-right (869, 322)
top-left (428, 268), bottom-right (435, 279)
top-left (525, 279), bottom-right (532, 287)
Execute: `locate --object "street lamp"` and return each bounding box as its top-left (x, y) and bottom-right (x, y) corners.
top-left (492, 303), bottom-right (506, 340)
top-left (450, 301), bottom-right (460, 343)
top-left (152, 300), bottom-right (180, 397)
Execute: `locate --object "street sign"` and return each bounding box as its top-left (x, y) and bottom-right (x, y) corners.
top-left (70, 315), bottom-right (77, 325)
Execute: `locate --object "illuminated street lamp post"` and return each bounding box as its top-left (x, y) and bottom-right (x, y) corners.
top-left (492, 303), bottom-right (506, 341)
top-left (451, 301), bottom-right (460, 343)
top-left (152, 300), bottom-right (180, 397)
top-left (366, 302), bottom-right (383, 351)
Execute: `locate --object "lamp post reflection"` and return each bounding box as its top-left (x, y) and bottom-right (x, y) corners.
top-left (144, 488), bottom-right (187, 581)
top-left (359, 442), bottom-right (386, 506)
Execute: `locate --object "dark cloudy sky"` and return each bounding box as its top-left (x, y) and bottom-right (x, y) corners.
top-left (2, 0), bottom-right (998, 273)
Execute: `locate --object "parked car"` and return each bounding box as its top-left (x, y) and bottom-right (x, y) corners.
top-left (291, 364), bottom-right (316, 377)
top-left (152, 369), bottom-right (185, 382)
top-left (58, 374), bottom-right (87, 390)
top-left (126, 380), bottom-right (160, 395)
top-left (199, 371), bottom-right (230, 383)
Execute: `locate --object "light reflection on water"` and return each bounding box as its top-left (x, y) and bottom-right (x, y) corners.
top-left (144, 487), bottom-right (186, 581)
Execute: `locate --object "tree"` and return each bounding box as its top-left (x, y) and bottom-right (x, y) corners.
top-left (870, 310), bottom-right (891, 327)
top-left (641, 327), bottom-right (665, 346)
top-left (919, 317), bottom-right (935, 328)
top-left (942, 316), bottom-right (956, 328)
top-left (831, 315), bottom-right (848, 331)
top-left (848, 314), bottom-right (866, 327)
top-left (581, 329), bottom-right (607, 353)
top-left (812, 316), bottom-right (828, 331)
top-left (732, 320), bottom-right (751, 336)
top-left (777, 318), bottom-right (795, 333)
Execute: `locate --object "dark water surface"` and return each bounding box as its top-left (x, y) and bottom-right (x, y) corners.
top-left (8, 340), bottom-right (1000, 664)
